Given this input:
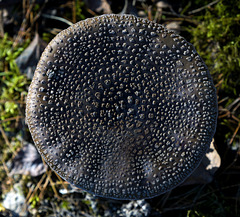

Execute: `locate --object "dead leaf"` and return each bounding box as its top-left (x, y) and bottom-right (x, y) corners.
top-left (9, 142), bottom-right (47, 177)
top-left (15, 33), bottom-right (47, 79)
top-left (182, 139), bottom-right (221, 185)
top-left (84, 0), bottom-right (112, 14)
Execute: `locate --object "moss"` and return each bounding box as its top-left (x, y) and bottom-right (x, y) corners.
top-left (188, 0), bottom-right (240, 147)
top-left (189, 1), bottom-right (240, 93)
top-left (0, 34), bottom-right (29, 131)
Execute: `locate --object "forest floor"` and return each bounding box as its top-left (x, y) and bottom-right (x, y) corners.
top-left (0, 0), bottom-right (240, 216)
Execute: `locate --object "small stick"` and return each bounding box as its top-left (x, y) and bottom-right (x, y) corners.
top-left (229, 121), bottom-right (240, 145)
top-left (188, 0), bottom-right (220, 15)
top-left (0, 124), bottom-right (11, 147)
top-left (0, 9), bottom-right (4, 37)
top-left (42, 14), bottom-right (73, 26)
top-left (26, 173), bottom-right (47, 204)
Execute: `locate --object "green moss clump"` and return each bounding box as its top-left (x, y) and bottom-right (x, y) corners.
top-left (0, 34), bottom-right (29, 131)
top-left (189, 0), bottom-right (240, 95)
top-left (188, 0), bottom-right (240, 147)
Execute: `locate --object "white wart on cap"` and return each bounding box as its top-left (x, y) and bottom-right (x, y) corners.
top-left (26, 14), bottom-right (218, 200)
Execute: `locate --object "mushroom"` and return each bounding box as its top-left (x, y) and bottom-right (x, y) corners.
top-left (26, 14), bottom-right (218, 200)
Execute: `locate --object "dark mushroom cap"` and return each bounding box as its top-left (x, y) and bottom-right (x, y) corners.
top-left (26, 14), bottom-right (218, 200)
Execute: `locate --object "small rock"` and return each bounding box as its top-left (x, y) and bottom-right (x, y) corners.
top-left (165, 21), bottom-right (181, 34)
top-left (117, 200), bottom-right (151, 217)
top-left (138, 10), bottom-right (147, 18)
top-left (2, 183), bottom-right (28, 217)
top-left (156, 1), bottom-right (170, 11)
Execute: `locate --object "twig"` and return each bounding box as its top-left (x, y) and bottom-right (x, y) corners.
top-left (0, 124), bottom-right (11, 147)
top-left (160, 7), bottom-right (189, 19)
top-left (218, 111), bottom-right (230, 119)
top-left (23, 0), bottom-right (26, 15)
top-left (39, 173), bottom-right (50, 200)
top-left (26, 173), bottom-right (47, 204)
top-left (191, 184), bottom-right (206, 208)
top-left (14, 0), bottom-right (48, 47)
top-left (0, 9), bottom-right (4, 37)
top-left (147, 5), bottom-right (153, 21)
top-left (163, 17), bottom-right (199, 25)
top-left (42, 13), bottom-right (73, 26)
top-left (1, 159), bottom-right (14, 186)
top-left (20, 0), bottom-right (48, 38)
top-left (160, 190), bottom-right (172, 209)
top-left (199, 183), bottom-right (240, 200)
top-left (229, 121), bottom-right (240, 145)
top-left (72, 0), bottom-right (76, 23)
top-left (0, 116), bottom-right (24, 123)
top-left (120, 0), bottom-right (128, 15)
top-left (216, 78), bottom-right (224, 88)
top-left (227, 97), bottom-right (240, 110)
top-left (86, 8), bottom-right (97, 17)
top-left (45, 28), bottom-right (63, 35)
top-left (55, 172), bottom-right (68, 191)
top-left (233, 102), bottom-right (240, 113)
top-left (218, 97), bottom-right (229, 104)
top-left (188, 0), bottom-right (220, 15)
top-left (13, 0), bottom-right (36, 47)
top-left (232, 115), bottom-right (240, 123)
top-left (0, 99), bottom-right (26, 104)
top-left (47, 170), bottom-right (63, 200)
top-left (79, 211), bottom-right (95, 217)
top-left (25, 182), bottom-right (36, 203)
